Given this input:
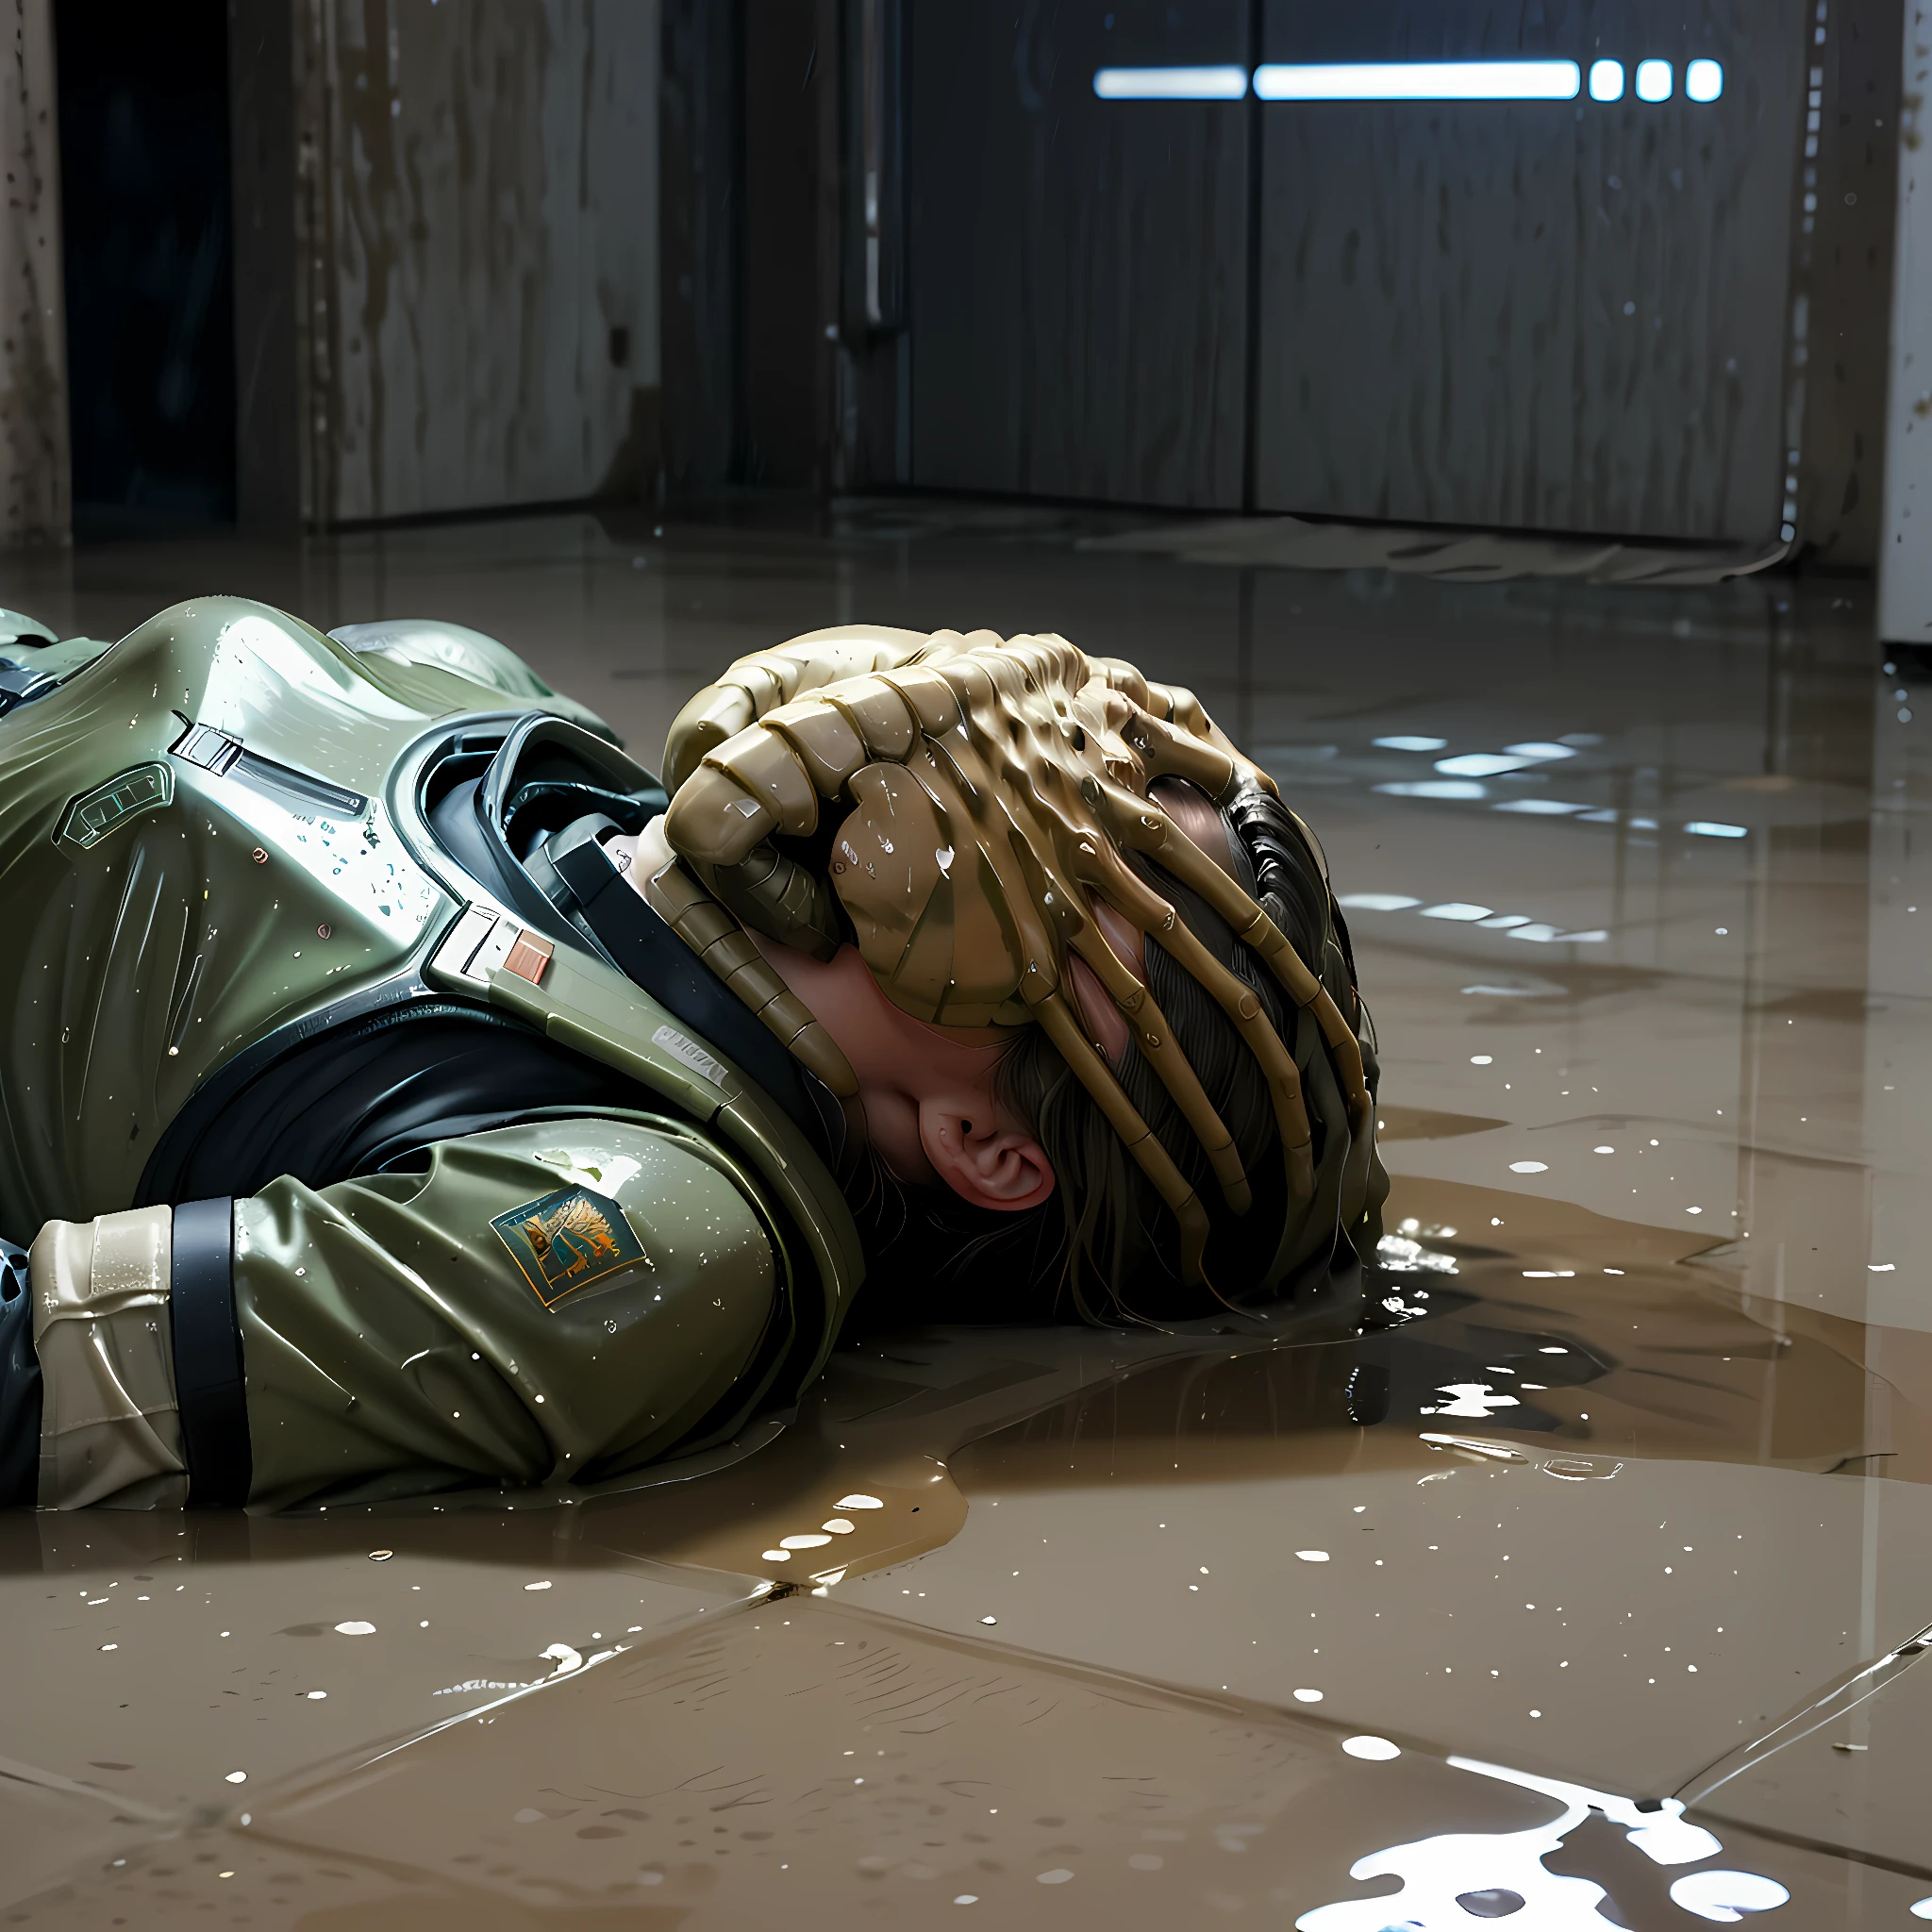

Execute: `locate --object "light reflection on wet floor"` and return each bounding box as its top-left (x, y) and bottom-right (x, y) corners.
top-left (4, 510), bottom-right (1930, 1925)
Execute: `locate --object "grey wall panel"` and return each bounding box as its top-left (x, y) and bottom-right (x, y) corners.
top-left (295, 0), bottom-right (658, 526)
top-left (909, 1), bottom-right (1251, 508)
top-left (1253, 2), bottom-right (1804, 541)
top-left (1792, 0), bottom-right (1901, 568)
top-left (0, 0), bottom-right (68, 547)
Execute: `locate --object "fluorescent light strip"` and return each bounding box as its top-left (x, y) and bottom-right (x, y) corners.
top-left (1095, 59), bottom-right (1723, 107)
top-left (1254, 60), bottom-right (1579, 101)
top-left (1092, 64), bottom-right (1248, 100)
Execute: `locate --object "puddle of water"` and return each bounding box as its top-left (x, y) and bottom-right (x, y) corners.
top-left (3, 1174), bottom-right (1926, 1924)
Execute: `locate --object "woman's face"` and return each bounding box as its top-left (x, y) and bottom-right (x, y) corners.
top-left (608, 778), bottom-right (1233, 1212)
top-left (608, 832), bottom-right (1055, 1213)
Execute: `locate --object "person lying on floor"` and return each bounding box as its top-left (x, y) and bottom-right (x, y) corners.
top-left (0, 600), bottom-right (1385, 1510)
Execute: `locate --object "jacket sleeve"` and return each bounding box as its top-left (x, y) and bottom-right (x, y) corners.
top-left (16, 1117), bottom-right (787, 1511)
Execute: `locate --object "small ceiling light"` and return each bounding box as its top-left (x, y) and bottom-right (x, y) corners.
top-left (1636, 58), bottom-right (1674, 102)
top-left (1686, 59), bottom-right (1723, 103)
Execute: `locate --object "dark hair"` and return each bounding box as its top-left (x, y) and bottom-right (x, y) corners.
top-left (841, 783), bottom-right (1382, 1331)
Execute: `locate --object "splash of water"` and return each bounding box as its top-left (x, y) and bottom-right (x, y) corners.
top-left (1294, 1756), bottom-right (1764, 1931)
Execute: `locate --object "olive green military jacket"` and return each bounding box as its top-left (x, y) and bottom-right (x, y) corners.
top-left (0, 600), bottom-right (861, 1511)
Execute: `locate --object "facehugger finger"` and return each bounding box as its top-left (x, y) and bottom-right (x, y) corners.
top-left (636, 820), bottom-right (860, 1099)
top-left (968, 741), bottom-right (1322, 1214)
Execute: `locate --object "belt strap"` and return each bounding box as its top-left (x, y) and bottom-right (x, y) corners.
top-left (169, 1197), bottom-right (250, 1508)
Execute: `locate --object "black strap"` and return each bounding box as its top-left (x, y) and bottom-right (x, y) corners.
top-left (549, 817), bottom-right (825, 1146)
top-left (0, 1236), bottom-right (41, 1507)
top-left (170, 1198), bottom-right (251, 1508)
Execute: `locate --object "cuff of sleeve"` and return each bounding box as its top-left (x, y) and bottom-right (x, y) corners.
top-left (30, 1206), bottom-right (185, 1509)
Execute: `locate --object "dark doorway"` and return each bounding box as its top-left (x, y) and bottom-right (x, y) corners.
top-left (54, 0), bottom-right (236, 529)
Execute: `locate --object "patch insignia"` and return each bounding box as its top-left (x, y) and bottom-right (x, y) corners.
top-left (490, 1185), bottom-right (646, 1308)
top-left (502, 928), bottom-right (553, 985)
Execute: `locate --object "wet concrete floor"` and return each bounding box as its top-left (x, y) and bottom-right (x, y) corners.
top-left (3, 500), bottom-right (1929, 1925)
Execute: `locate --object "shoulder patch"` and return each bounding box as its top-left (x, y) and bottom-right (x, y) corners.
top-left (490, 1186), bottom-right (647, 1308)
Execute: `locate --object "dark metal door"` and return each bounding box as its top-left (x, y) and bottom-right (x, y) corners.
top-left (908, 1), bottom-right (1253, 508)
top-left (1251, 1), bottom-right (1805, 541)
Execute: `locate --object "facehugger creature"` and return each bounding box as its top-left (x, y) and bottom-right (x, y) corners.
top-left (645, 626), bottom-right (1378, 1292)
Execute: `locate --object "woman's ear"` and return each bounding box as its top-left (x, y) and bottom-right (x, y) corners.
top-left (918, 1101), bottom-right (1056, 1213)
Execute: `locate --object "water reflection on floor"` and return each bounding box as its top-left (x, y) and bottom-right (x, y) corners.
top-left (3, 504), bottom-right (1930, 1925)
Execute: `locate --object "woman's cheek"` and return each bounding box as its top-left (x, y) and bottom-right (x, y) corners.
top-left (863, 1089), bottom-right (935, 1185)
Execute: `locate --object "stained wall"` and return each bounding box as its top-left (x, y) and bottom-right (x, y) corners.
top-left (283, 0), bottom-right (659, 527)
top-left (1794, 0), bottom-right (1903, 568)
top-left (1252, 0), bottom-right (1803, 544)
top-left (0, 0), bottom-right (68, 548)
top-left (1879, 2), bottom-right (1932, 638)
